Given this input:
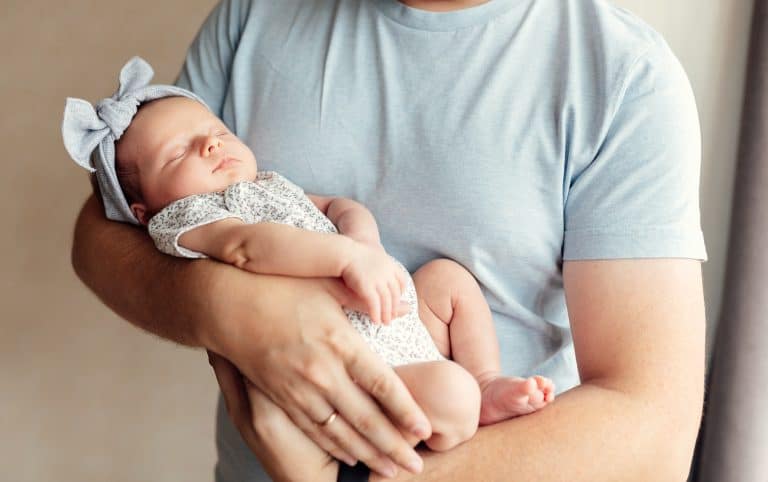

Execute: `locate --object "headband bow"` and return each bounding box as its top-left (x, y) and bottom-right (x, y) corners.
top-left (62, 56), bottom-right (208, 224)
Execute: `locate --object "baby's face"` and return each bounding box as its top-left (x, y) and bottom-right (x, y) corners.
top-left (116, 96), bottom-right (258, 218)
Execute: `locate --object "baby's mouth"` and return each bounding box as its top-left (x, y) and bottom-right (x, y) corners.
top-left (213, 157), bottom-right (238, 173)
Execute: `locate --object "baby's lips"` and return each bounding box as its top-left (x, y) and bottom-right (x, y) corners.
top-left (212, 156), bottom-right (238, 173)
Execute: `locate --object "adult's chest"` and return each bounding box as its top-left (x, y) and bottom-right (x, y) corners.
top-left (231, 9), bottom-right (569, 275)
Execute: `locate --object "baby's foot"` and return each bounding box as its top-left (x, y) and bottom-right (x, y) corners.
top-left (478, 375), bottom-right (555, 425)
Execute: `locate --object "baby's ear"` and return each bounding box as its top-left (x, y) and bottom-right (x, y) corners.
top-left (130, 203), bottom-right (150, 226)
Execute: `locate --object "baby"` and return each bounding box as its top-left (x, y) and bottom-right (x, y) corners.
top-left (63, 57), bottom-right (554, 463)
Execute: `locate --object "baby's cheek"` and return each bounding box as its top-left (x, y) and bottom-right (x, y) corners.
top-left (158, 173), bottom-right (203, 205)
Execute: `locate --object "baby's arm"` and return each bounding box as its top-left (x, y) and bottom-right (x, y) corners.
top-left (308, 195), bottom-right (382, 248)
top-left (180, 218), bottom-right (355, 278)
top-left (179, 219), bottom-right (406, 324)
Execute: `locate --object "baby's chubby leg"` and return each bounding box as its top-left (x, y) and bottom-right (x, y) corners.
top-left (393, 361), bottom-right (480, 451)
top-left (412, 259), bottom-right (555, 425)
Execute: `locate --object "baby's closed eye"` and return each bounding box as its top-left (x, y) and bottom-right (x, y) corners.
top-left (165, 149), bottom-right (186, 165)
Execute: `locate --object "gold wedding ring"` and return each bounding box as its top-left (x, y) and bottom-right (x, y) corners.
top-left (320, 411), bottom-right (338, 427)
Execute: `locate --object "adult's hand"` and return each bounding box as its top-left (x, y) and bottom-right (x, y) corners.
top-left (209, 350), bottom-right (339, 482)
top-left (208, 274), bottom-right (429, 478)
top-left (72, 195), bottom-right (425, 477)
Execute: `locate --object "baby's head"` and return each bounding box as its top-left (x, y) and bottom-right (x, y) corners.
top-left (62, 56), bottom-right (257, 226)
top-left (115, 96), bottom-right (257, 224)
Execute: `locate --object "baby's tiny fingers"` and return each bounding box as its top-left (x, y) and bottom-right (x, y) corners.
top-left (396, 301), bottom-right (411, 317)
top-left (397, 271), bottom-right (408, 292)
top-left (388, 279), bottom-right (401, 320)
top-left (367, 290), bottom-right (381, 324)
top-left (379, 285), bottom-right (391, 325)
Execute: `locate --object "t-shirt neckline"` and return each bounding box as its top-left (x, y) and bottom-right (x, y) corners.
top-left (372, 0), bottom-right (521, 31)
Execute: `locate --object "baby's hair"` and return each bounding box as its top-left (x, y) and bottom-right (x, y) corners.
top-left (116, 155), bottom-right (142, 206)
top-left (113, 99), bottom-right (165, 207)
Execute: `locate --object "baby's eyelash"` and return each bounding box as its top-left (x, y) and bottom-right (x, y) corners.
top-left (170, 150), bottom-right (186, 162)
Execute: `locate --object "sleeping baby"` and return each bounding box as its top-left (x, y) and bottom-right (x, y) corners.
top-left (62, 57), bottom-right (554, 476)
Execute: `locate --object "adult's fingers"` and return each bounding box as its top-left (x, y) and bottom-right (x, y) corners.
top-left (264, 379), bottom-right (359, 466)
top-left (323, 338), bottom-right (430, 474)
top-left (208, 350), bottom-right (251, 431)
top-left (262, 353), bottom-right (401, 475)
top-left (284, 397), bottom-right (400, 478)
top-left (243, 379), bottom-right (358, 467)
top-left (345, 343), bottom-right (432, 442)
top-left (318, 410), bottom-right (401, 478)
top-left (328, 372), bottom-right (425, 475)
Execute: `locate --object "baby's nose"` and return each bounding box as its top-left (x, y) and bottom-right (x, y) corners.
top-left (203, 136), bottom-right (223, 154)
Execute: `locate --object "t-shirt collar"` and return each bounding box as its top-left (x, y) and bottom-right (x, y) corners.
top-left (372, 0), bottom-right (521, 31)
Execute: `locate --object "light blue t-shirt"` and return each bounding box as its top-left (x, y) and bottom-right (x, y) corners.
top-left (175, 0), bottom-right (706, 479)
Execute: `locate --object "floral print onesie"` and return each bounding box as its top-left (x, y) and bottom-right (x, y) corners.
top-left (148, 171), bottom-right (444, 366)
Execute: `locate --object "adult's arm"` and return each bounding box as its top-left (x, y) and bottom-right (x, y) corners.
top-left (72, 195), bottom-right (218, 346)
top-left (365, 257), bottom-right (704, 481)
top-left (71, 194), bottom-right (431, 476)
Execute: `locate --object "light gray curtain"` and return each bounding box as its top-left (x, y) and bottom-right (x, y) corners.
top-left (693, 1), bottom-right (768, 480)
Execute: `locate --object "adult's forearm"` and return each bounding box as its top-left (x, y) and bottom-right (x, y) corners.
top-left (72, 195), bottom-right (242, 347)
top-left (374, 381), bottom-right (701, 482)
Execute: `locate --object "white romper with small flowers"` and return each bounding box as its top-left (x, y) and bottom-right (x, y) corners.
top-left (148, 171), bottom-right (444, 366)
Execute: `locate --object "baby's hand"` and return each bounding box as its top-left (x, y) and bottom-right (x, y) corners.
top-left (341, 242), bottom-right (408, 324)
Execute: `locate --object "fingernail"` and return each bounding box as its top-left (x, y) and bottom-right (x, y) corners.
top-left (344, 457), bottom-right (357, 467)
top-left (383, 464), bottom-right (397, 478)
top-left (406, 454), bottom-right (423, 473)
top-left (411, 421), bottom-right (430, 439)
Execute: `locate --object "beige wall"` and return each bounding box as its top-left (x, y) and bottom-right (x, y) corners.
top-left (1, 1), bottom-right (752, 480)
top-left (2, 2), bottom-right (221, 481)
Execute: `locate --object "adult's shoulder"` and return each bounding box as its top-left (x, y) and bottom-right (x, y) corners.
top-left (544, 0), bottom-right (693, 132)
top-left (564, 0), bottom-right (668, 56)
top-left (573, 0), bottom-right (694, 112)
top-left (559, 1), bottom-right (705, 263)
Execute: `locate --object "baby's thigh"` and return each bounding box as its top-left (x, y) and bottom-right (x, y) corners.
top-left (394, 361), bottom-right (480, 451)
top-left (411, 259), bottom-right (486, 351)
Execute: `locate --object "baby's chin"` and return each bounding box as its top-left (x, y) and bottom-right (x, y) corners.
top-left (222, 169), bottom-right (258, 185)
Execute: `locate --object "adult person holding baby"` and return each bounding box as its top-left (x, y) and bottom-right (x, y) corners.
top-left (71, 0), bottom-right (707, 481)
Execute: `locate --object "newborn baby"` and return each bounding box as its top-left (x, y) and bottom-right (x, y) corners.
top-left (63, 57), bottom-right (554, 463)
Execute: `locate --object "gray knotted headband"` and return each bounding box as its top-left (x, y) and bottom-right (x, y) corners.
top-left (62, 56), bottom-right (209, 225)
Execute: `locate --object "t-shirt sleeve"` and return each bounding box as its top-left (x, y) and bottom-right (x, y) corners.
top-left (174, 0), bottom-right (250, 117)
top-left (563, 37), bottom-right (707, 261)
top-left (148, 195), bottom-right (243, 259)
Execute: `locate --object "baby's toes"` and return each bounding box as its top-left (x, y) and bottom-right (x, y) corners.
top-left (533, 376), bottom-right (556, 403)
top-left (519, 378), bottom-right (542, 407)
top-left (520, 377), bottom-right (538, 395)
